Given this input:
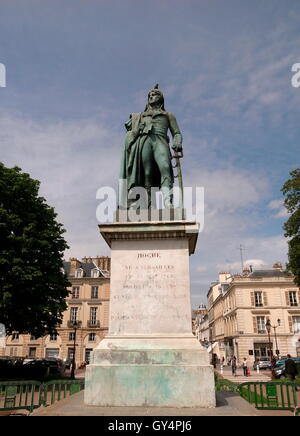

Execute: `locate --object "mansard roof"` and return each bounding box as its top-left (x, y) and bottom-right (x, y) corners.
top-left (63, 260), bottom-right (109, 278)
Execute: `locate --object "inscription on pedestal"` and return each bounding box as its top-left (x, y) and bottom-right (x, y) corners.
top-left (109, 240), bottom-right (192, 335)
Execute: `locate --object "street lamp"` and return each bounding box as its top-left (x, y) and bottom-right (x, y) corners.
top-left (71, 320), bottom-right (78, 380)
top-left (266, 319), bottom-right (276, 379)
top-left (273, 319), bottom-right (281, 358)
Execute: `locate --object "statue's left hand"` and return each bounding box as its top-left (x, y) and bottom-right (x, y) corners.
top-left (172, 133), bottom-right (182, 153)
top-left (172, 145), bottom-right (182, 153)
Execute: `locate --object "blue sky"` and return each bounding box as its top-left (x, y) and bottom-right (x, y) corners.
top-left (0, 0), bottom-right (299, 306)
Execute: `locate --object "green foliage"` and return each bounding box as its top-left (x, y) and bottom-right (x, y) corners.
top-left (0, 163), bottom-right (70, 337)
top-left (282, 168), bottom-right (300, 287)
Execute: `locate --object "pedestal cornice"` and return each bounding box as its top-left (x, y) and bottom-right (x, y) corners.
top-left (99, 220), bottom-right (199, 255)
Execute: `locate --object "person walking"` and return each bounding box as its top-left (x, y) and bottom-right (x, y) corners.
top-left (243, 358), bottom-right (249, 377)
top-left (285, 354), bottom-right (298, 383)
top-left (231, 356), bottom-right (237, 377)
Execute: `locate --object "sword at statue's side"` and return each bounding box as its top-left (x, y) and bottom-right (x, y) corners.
top-left (172, 150), bottom-right (184, 212)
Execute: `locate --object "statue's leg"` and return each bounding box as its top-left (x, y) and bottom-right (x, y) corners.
top-left (141, 139), bottom-right (154, 208)
top-left (153, 140), bottom-right (173, 208)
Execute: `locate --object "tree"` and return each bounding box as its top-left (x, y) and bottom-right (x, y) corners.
top-left (0, 163), bottom-right (70, 337)
top-left (282, 168), bottom-right (300, 287)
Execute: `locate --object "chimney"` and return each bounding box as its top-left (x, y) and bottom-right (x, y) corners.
top-left (93, 256), bottom-right (111, 271)
top-left (70, 258), bottom-right (81, 275)
top-left (93, 256), bottom-right (102, 269)
top-left (105, 257), bottom-right (111, 271)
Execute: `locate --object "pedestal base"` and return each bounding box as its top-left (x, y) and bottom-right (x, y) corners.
top-left (84, 336), bottom-right (216, 408)
top-left (84, 220), bottom-right (215, 408)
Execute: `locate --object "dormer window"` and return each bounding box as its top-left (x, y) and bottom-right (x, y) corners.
top-left (75, 268), bottom-right (83, 278)
top-left (91, 269), bottom-right (99, 278)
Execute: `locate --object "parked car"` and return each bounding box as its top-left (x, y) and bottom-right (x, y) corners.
top-left (22, 359), bottom-right (51, 378)
top-left (275, 357), bottom-right (300, 368)
top-left (43, 358), bottom-right (66, 374)
top-left (253, 357), bottom-right (272, 370)
top-left (273, 366), bottom-right (298, 379)
top-left (23, 358), bottom-right (65, 378)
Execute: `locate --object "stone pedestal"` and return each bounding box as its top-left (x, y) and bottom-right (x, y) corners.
top-left (84, 220), bottom-right (215, 408)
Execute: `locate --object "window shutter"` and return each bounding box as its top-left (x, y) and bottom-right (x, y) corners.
top-left (288, 317), bottom-right (293, 333)
top-left (263, 292), bottom-right (268, 307)
top-left (251, 292), bottom-right (255, 306)
top-left (285, 292), bottom-right (290, 306)
top-left (253, 317), bottom-right (258, 334)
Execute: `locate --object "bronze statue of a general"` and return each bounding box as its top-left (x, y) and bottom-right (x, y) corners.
top-left (119, 85), bottom-right (183, 209)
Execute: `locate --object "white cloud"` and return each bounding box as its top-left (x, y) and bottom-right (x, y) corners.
top-left (217, 258), bottom-right (266, 272)
top-left (196, 265), bottom-right (208, 273)
top-left (268, 199), bottom-right (289, 219)
top-left (0, 111), bottom-right (123, 258)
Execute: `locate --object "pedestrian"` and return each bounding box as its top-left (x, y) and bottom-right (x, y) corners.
top-left (243, 358), bottom-right (249, 376)
top-left (221, 356), bottom-right (225, 366)
top-left (285, 354), bottom-right (298, 384)
top-left (231, 356), bottom-right (237, 376)
top-left (212, 353), bottom-right (217, 369)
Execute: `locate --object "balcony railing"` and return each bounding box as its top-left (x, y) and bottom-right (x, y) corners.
top-left (67, 321), bottom-right (82, 328)
top-left (87, 320), bottom-right (100, 328)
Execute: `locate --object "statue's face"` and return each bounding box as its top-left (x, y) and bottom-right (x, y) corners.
top-left (148, 90), bottom-right (162, 105)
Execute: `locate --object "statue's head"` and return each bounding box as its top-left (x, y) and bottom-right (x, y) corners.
top-left (145, 85), bottom-right (165, 111)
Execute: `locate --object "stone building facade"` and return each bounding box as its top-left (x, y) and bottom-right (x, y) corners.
top-left (206, 264), bottom-right (300, 365)
top-left (3, 256), bottom-right (110, 367)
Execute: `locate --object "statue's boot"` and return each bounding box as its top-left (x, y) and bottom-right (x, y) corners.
top-left (145, 186), bottom-right (152, 209)
top-left (161, 178), bottom-right (173, 209)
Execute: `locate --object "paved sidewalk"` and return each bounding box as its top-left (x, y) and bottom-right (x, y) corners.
top-left (216, 365), bottom-right (271, 383)
top-left (32, 390), bottom-right (263, 416)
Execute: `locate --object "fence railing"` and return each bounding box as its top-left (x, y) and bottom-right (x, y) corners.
top-left (216, 378), bottom-right (300, 412)
top-left (0, 379), bottom-right (85, 413)
top-left (238, 381), bottom-right (299, 411)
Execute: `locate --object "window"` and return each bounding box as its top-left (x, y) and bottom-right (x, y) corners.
top-left (289, 291), bottom-right (298, 307)
top-left (68, 348), bottom-right (74, 360)
top-left (90, 307), bottom-right (98, 324)
top-left (91, 286), bottom-right (99, 299)
top-left (92, 269), bottom-right (99, 278)
top-left (29, 347), bottom-right (36, 358)
top-left (70, 307), bottom-right (78, 322)
top-left (88, 333), bottom-right (96, 342)
top-left (45, 349), bottom-right (59, 359)
top-left (254, 292), bottom-right (263, 307)
top-left (71, 287), bottom-right (80, 299)
top-left (50, 334), bottom-right (57, 342)
top-left (69, 332), bottom-right (75, 341)
top-left (75, 269), bottom-right (83, 278)
top-left (12, 333), bottom-right (19, 341)
top-left (293, 316), bottom-right (300, 334)
top-left (257, 317), bottom-right (266, 334)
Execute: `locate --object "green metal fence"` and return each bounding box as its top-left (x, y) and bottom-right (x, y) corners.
top-left (216, 378), bottom-right (300, 412)
top-left (238, 381), bottom-right (299, 411)
top-left (0, 379), bottom-right (85, 414)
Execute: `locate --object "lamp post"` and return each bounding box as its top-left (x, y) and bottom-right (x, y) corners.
top-left (272, 319), bottom-right (281, 358)
top-left (70, 320), bottom-right (78, 380)
top-left (265, 319), bottom-right (275, 379)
